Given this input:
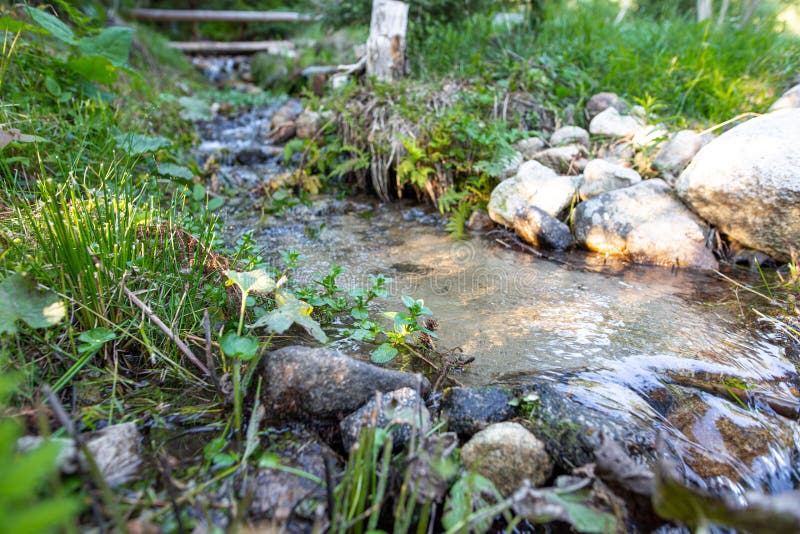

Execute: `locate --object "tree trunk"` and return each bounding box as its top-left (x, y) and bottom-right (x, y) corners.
top-left (717, 0), bottom-right (730, 24)
top-left (366, 0), bottom-right (409, 82)
top-left (697, 0), bottom-right (713, 21)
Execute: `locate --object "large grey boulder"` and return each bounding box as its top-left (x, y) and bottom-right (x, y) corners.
top-left (579, 159), bottom-right (642, 200)
top-left (589, 107), bottom-right (644, 138)
top-left (488, 161), bottom-right (578, 226)
top-left (532, 144), bottom-right (588, 174)
top-left (675, 109), bottom-right (800, 262)
top-left (574, 179), bottom-right (718, 269)
top-left (262, 346), bottom-right (429, 420)
top-left (653, 130), bottom-right (713, 184)
top-left (769, 83), bottom-right (800, 111)
top-left (461, 422), bottom-right (553, 496)
top-left (513, 137), bottom-right (546, 159)
top-left (550, 126), bottom-right (590, 148)
top-left (340, 387), bottom-right (431, 451)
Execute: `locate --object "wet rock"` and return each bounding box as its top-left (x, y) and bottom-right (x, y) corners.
top-left (18, 422), bottom-right (143, 487)
top-left (402, 206), bottom-right (439, 225)
top-left (550, 126), bottom-right (590, 148)
top-left (270, 99), bottom-right (303, 130)
top-left (667, 393), bottom-right (799, 488)
top-left (573, 179), bottom-right (718, 269)
top-left (461, 422), bottom-right (554, 496)
top-left (262, 346), bottom-right (430, 421)
top-left (519, 382), bottom-right (657, 472)
top-left (532, 144), bottom-right (588, 174)
top-left (653, 130), bottom-right (713, 184)
top-left (589, 107), bottom-right (646, 138)
top-left (769, 83), bottom-right (800, 111)
top-left (675, 109), bottom-right (800, 262)
top-left (340, 387), bottom-right (431, 451)
top-left (585, 92), bottom-right (629, 120)
top-left (488, 161), bottom-right (578, 226)
top-left (439, 386), bottom-right (517, 437)
top-left (513, 206), bottom-right (574, 251)
top-left (579, 159), bottom-right (642, 200)
top-left (295, 111), bottom-right (322, 139)
top-left (466, 209), bottom-right (494, 231)
top-left (513, 137), bottom-right (546, 159)
top-left (235, 148), bottom-right (272, 165)
top-left (250, 425), bottom-right (334, 522)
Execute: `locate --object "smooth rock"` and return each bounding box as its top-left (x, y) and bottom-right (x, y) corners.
top-left (513, 137), bottom-right (547, 159)
top-left (769, 83), bottom-right (800, 111)
top-left (573, 179), bottom-right (718, 269)
top-left (676, 109), bottom-right (800, 262)
top-left (439, 387), bottom-right (517, 437)
top-left (532, 144), bottom-right (588, 174)
top-left (461, 422), bottom-right (554, 496)
top-left (589, 107), bottom-right (645, 138)
top-left (295, 111), bottom-right (322, 139)
top-left (488, 161), bottom-right (578, 226)
top-left (270, 99), bottom-right (303, 130)
top-left (550, 126), bottom-right (590, 148)
top-left (513, 206), bottom-right (574, 250)
top-left (585, 92), bottom-right (629, 120)
top-left (340, 388), bottom-right (431, 451)
top-left (653, 130), bottom-right (712, 184)
top-left (466, 209), bottom-right (494, 231)
top-left (19, 423), bottom-right (143, 487)
top-left (250, 425), bottom-right (334, 522)
top-left (262, 346), bottom-right (430, 420)
top-left (579, 159), bottom-right (642, 200)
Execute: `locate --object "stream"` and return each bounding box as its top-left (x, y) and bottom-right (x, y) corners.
top-left (195, 97), bottom-right (800, 502)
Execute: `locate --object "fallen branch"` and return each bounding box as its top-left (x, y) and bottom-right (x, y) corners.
top-left (123, 285), bottom-right (210, 376)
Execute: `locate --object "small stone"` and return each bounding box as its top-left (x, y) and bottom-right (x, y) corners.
top-left (585, 92), bottom-right (629, 121)
top-left (466, 209), bottom-right (494, 231)
top-left (550, 126), bottom-right (590, 148)
top-left (769, 83), bottom-right (800, 111)
top-left (295, 111), bottom-right (322, 139)
top-left (488, 161), bottom-right (578, 226)
top-left (270, 99), bottom-right (303, 131)
top-left (461, 422), bottom-right (554, 496)
top-left (262, 346), bottom-right (430, 421)
top-left (653, 130), bottom-right (713, 184)
top-left (513, 137), bottom-right (547, 159)
top-left (532, 144), bottom-right (588, 174)
top-left (579, 159), bottom-right (642, 200)
top-left (513, 206), bottom-right (574, 251)
top-left (340, 388), bottom-right (431, 451)
top-left (589, 107), bottom-right (645, 138)
top-left (439, 387), bottom-right (517, 437)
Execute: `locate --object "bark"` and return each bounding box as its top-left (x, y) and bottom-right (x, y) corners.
top-left (366, 0), bottom-right (409, 82)
top-left (697, 0), bottom-right (713, 21)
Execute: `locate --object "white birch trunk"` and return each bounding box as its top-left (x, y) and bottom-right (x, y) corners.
top-left (366, 0), bottom-right (409, 82)
top-left (697, 0), bottom-right (713, 21)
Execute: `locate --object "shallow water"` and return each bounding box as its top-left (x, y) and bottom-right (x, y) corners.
top-left (199, 102), bottom-right (799, 495)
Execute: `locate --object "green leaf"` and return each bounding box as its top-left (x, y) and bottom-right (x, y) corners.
top-left (114, 133), bottom-right (171, 155)
top-left (0, 16), bottom-right (36, 33)
top-left (77, 327), bottom-right (116, 354)
top-left (25, 6), bottom-right (75, 44)
top-left (207, 197), bottom-right (225, 211)
top-left (156, 163), bottom-right (195, 182)
top-left (0, 274), bottom-right (66, 335)
top-left (258, 452), bottom-right (281, 469)
top-left (76, 27), bottom-right (133, 67)
top-left (67, 56), bottom-right (117, 84)
top-left (44, 77), bottom-right (61, 97)
top-left (226, 269), bottom-right (277, 295)
top-left (546, 492), bottom-right (617, 533)
top-left (401, 295), bottom-right (416, 309)
top-left (249, 291), bottom-right (328, 343)
top-left (371, 343), bottom-right (398, 364)
top-left (220, 333), bottom-right (259, 361)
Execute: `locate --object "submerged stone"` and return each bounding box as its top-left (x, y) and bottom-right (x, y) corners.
top-left (439, 386), bottom-right (517, 437)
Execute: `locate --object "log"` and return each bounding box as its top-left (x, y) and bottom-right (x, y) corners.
top-left (168, 40), bottom-right (295, 55)
top-left (366, 0), bottom-right (409, 82)
top-left (127, 9), bottom-right (318, 23)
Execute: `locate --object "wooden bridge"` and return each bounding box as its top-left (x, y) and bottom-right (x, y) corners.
top-left (127, 8), bottom-right (319, 55)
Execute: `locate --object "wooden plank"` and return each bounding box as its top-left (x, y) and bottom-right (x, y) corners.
top-left (169, 40), bottom-right (295, 54)
top-left (127, 9), bottom-right (318, 23)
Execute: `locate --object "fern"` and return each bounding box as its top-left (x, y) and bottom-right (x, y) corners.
top-left (446, 202), bottom-right (473, 240)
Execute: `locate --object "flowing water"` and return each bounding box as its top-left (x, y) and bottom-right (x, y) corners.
top-left (197, 100), bottom-right (800, 498)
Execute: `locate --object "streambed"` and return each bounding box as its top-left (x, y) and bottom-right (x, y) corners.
top-left (199, 100), bottom-right (800, 499)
